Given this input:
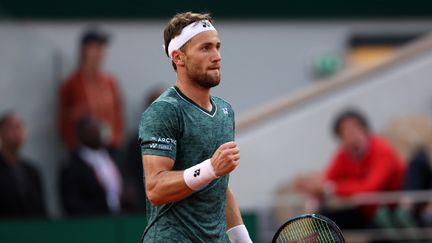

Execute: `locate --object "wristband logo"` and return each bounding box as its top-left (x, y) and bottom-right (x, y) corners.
top-left (194, 169), bottom-right (201, 177)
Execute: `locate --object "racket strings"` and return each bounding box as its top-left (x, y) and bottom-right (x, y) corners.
top-left (275, 217), bottom-right (342, 243)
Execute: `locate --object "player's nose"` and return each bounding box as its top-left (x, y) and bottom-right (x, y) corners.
top-left (211, 49), bottom-right (221, 63)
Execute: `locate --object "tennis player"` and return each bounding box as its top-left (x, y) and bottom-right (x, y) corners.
top-left (138, 12), bottom-right (252, 243)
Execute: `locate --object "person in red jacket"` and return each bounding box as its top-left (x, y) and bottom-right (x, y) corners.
top-left (58, 27), bottom-right (124, 153)
top-left (294, 109), bottom-right (406, 228)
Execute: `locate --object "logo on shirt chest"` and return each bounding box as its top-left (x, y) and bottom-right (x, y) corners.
top-left (222, 108), bottom-right (229, 115)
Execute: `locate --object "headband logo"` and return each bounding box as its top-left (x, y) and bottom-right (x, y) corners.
top-left (202, 21), bottom-right (211, 28)
top-left (166, 20), bottom-right (216, 59)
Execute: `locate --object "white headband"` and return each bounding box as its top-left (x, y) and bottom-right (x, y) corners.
top-left (166, 20), bottom-right (217, 59)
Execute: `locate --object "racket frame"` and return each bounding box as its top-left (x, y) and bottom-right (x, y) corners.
top-left (272, 213), bottom-right (345, 243)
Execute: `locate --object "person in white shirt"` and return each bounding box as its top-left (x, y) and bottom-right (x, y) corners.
top-left (60, 115), bottom-right (123, 215)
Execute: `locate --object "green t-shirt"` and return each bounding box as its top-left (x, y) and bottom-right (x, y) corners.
top-left (139, 86), bottom-right (235, 243)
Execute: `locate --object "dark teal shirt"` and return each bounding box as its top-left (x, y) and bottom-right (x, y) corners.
top-left (139, 86), bottom-right (235, 242)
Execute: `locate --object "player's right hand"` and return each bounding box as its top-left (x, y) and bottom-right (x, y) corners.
top-left (211, 141), bottom-right (240, 177)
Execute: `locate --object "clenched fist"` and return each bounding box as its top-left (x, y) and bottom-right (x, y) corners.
top-left (211, 141), bottom-right (240, 177)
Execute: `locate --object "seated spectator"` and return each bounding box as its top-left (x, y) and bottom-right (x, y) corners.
top-left (397, 148), bottom-right (432, 227)
top-left (122, 86), bottom-right (165, 213)
top-left (293, 109), bottom-right (406, 229)
top-left (58, 27), bottom-right (124, 156)
top-left (0, 111), bottom-right (46, 218)
top-left (404, 148), bottom-right (432, 194)
top-left (60, 115), bottom-right (124, 216)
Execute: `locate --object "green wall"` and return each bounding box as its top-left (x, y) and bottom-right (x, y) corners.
top-left (0, 213), bottom-right (258, 243)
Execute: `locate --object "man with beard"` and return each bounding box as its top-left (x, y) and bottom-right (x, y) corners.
top-left (138, 12), bottom-right (252, 243)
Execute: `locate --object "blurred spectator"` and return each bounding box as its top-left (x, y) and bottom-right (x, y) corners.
top-left (397, 148), bottom-right (432, 227)
top-left (0, 111), bottom-right (46, 218)
top-left (293, 109), bottom-right (406, 229)
top-left (404, 148), bottom-right (432, 193)
top-left (60, 115), bottom-right (124, 216)
top-left (121, 86), bottom-right (165, 213)
top-left (58, 27), bottom-right (124, 155)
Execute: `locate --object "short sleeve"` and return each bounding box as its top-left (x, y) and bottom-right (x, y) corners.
top-left (138, 101), bottom-right (180, 161)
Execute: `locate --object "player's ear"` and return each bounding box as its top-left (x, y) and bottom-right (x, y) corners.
top-left (172, 50), bottom-right (185, 67)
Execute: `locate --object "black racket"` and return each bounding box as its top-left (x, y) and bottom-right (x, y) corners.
top-left (272, 214), bottom-right (345, 243)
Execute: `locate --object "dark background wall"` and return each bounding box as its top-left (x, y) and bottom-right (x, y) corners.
top-left (2, 0), bottom-right (432, 19)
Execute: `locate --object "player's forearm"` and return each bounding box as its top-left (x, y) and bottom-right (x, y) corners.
top-left (225, 187), bottom-right (244, 229)
top-left (225, 187), bottom-right (253, 242)
top-left (143, 154), bottom-right (222, 206)
top-left (146, 170), bottom-right (193, 205)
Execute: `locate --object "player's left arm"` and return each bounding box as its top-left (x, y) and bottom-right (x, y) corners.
top-left (225, 187), bottom-right (253, 243)
top-left (225, 187), bottom-right (243, 228)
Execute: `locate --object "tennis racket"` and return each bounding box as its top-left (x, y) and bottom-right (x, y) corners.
top-left (272, 214), bottom-right (345, 243)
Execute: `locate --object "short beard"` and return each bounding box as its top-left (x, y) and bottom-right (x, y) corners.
top-left (186, 62), bottom-right (220, 89)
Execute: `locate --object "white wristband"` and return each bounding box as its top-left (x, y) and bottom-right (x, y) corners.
top-left (183, 159), bottom-right (219, 190)
top-left (227, 224), bottom-right (252, 243)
